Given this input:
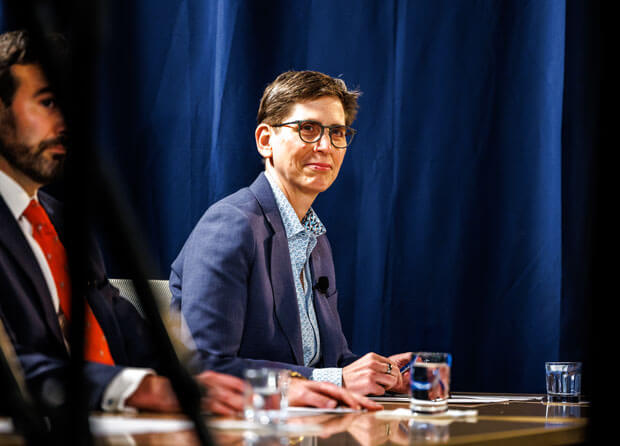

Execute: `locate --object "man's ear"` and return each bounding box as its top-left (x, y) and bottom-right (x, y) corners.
top-left (255, 123), bottom-right (273, 160)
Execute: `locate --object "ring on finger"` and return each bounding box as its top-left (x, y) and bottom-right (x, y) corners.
top-left (386, 363), bottom-right (392, 375)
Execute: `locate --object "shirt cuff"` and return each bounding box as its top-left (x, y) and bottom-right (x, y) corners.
top-left (101, 368), bottom-right (155, 412)
top-left (310, 368), bottom-right (343, 387)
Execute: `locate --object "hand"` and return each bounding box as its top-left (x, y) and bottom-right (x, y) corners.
top-left (387, 352), bottom-right (413, 394)
top-left (194, 370), bottom-right (245, 416)
top-left (125, 375), bottom-right (181, 412)
top-left (342, 353), bottom-right (401, 395)
top-left (288, 379), bottom-right (383, 410)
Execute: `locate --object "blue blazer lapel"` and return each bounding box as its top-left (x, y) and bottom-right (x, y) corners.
top-left (309, 237), bottom-right (340, 367)
top-left (250, 173), bottom-right (304, 365)
top-left (0, 195), bottom-right (65, 347)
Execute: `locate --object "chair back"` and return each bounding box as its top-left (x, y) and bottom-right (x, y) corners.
top-left (109, 278), bottom-right (172, 318)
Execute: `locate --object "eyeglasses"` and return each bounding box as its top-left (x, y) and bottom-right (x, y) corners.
top-left (272, 120), bottom-right (356, 149)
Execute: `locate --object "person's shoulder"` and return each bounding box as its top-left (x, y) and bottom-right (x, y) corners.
top-left (204, 185), bottom-right (264, 224)
top-left (37, 189), bottom-right (62, 211)
top-left (214, 185), bottom-right (257, 209)
top-left (37, 190), bottom-right (65, 224)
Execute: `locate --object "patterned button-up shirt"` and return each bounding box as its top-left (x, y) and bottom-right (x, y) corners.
top-left (265, 172), bottom-right (342, 385)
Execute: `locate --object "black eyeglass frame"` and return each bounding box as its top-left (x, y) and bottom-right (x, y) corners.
top-left (272, 120), bottom-right (356, 149)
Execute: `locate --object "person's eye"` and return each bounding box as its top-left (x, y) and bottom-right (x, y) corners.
top-left (331, 127), bottom-right (346, 137)
top-left (300, 122), bottom-right (317, 132)
top-left (40, 97), bottom-right (57, 108)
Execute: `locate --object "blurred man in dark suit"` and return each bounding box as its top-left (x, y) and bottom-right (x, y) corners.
top-left (0, 28), bottom-right (248, 415)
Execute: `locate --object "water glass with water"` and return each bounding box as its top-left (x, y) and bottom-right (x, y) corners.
top-left (545, 362), bottom-right (581, 403)
top-left (243, 368), bottom-right (289, 425)
top-left (409, 352), bottom-right (452, 414)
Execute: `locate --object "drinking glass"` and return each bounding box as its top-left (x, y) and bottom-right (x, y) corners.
top-left (545, 362), bottom-right (581, 403)
top-left (243, 368), bottom-right (289, 425)
top-left (409, 352), bottom-right (452, 414)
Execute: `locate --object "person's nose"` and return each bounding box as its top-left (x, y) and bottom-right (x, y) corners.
top-left (313, 129), bottom-right (332, 152)
top-left (54, 111), bottom-right (67, 137)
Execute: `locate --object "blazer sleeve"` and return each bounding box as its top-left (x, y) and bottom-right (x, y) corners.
top-left (170, 202), bottom-right (314, 378)
top-left (0, 307), bottom-right (125, 412)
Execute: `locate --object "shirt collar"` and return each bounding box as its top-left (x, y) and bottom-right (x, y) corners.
top-left (0, 169), bottom-right (37, 220)
top-left (264, 171), bottom-right (326, 240)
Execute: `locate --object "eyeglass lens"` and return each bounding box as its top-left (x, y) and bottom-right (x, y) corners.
top-left (298, 121), bottom-right (353, 148)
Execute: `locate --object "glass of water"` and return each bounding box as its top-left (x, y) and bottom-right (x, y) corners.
top-left (409, 352), bottom-right (452, 414)
top-left (243, 368), bottom-right (288, 425)
top-left (545, 362), bottom-right (582, 403)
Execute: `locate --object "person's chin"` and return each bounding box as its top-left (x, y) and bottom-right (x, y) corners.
top-left (304, 177), bottom-right (333, 194)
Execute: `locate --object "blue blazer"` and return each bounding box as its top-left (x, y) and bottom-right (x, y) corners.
top-left (0, 191), bottom-right (162, 411)
top-left (170, 173), bottom-right (358, 378)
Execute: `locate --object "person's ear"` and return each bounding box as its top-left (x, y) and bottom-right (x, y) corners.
top-left (255, 123), bottom-right (273, 160)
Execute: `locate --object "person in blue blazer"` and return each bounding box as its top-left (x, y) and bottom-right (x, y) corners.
top-left (171, 70), bottom-right (411, 396)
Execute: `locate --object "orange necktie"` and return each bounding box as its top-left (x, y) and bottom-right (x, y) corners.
top-left (22, 199), bottom-right (115, 365)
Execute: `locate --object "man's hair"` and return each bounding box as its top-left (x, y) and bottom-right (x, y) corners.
top-left (0, 30), bottom-right (66, 106)
top-left (257, 70), bottom-right (361, 127)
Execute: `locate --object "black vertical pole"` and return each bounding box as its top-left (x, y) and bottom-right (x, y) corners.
top-left (64, 0), bottom-right (97, 444)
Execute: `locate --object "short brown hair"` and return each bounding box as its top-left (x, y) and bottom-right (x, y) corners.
top-left (0, 30), bottom-right (67, 106)
top-left (257, 70), bottom-right (361, 126)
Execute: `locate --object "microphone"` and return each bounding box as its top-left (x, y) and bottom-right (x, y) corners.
top-left (313, 276), bottom-right (329, 295)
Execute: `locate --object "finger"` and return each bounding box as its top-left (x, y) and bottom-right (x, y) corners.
top-left (216, 374), bottom-right (246, 392)
top-left (386, 358), bottom-right (404, 374)
top-left (389, 352), bottom-right (413, 367)
top-left (312, 383), bottom-right (361, 409)
top-left (220, 391), bottom-right (245, 412)
top-left (364, 352), bottom-right (391, 364)
top-left (352, 393), bottom-right (383, 410)
top-left (207, 387), bottom-right (245, 411)
top-left (297, 385), bottom-right (339, 408)
top-left (203, 389), bottom-right (243, 414)
top-left (306, 393), bottom-right (339, 408)
top-left (367, 359), bottom-right (399, 375)
top-left (210, 381), bottom-right (245, 402)
top-left (203, 398), bottom-right (238, 416)
top-left (199, 371), bottom-right (246, 392)
top-left (373, 371), bottom-right (398, 388)
top-left (355, 377), bottom-right (388, 396)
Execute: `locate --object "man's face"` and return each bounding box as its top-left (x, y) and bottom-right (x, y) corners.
top-left (0, 64), bottom-right (67, 186)
top-left (267, 96), bottom-right (347, 197)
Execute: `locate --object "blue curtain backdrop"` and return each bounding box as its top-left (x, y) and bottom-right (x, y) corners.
top-left (1, 0), bottom-right (597, 394)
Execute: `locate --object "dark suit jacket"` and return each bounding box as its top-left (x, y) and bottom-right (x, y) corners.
top-left (0, 191), bottom-right (161, 411)
top-left (170, 173), bottom-right (359, 378)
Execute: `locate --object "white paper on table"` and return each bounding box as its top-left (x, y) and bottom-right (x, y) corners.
top-left (89, 416), bottom-right (193, 435)
top-left (375, 408), bottom-right (478, 421)
top-left (371, 394), bottom-right (543, 404)
top-left (286, 406), bottom-right (361, 416)
top-left (449, 394), bottom-right (543, 403)
top-left (369, 395), bottom-right (409, 402)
